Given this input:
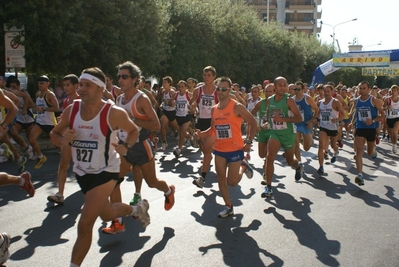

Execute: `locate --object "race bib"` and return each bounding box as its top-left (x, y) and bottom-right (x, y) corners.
top-left (321, 112), bottom-right (331, 124)
top-left (272, 113), bottom-right (287, 130)
top-left (357, 107), bottom-right (371, 122)
top-left (215, 124), bottom-right (232, 139)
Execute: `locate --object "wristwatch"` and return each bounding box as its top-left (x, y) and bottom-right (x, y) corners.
top-left (244, 139), bottom-right (253, 145)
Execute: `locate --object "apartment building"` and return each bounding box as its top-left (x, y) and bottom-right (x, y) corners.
top-left (244, 0), bottom-right (322, 35)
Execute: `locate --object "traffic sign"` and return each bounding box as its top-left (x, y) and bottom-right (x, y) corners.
top-left (4, 31), bottom-right (25, 68)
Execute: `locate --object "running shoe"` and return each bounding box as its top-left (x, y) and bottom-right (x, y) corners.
top-left (218, 205), bottom-right (234, 218)
top-left (295, 164), bottom-right (304, 181)
top-left (164, 185), bottom-right (175, 211)
top-left (0, 232), bottom-right (11, 265)
top-left (102, 219), bottom-right (125, 235)
top-left (20, 171), bottom-right (35, 197)
top-left (241, 159), bottom-right (253, 179)
top-left (17, 156), bottom-right (27, 173)
top-left (337, 140), bottom-right (343, 148)
top-left (355, 174), bottom-right (364, 186)
top-left (193, 177), bottom-right (205, 188)
top-left (47, 192), bottom-right (64, 205)
top-left (330, 151), bottom-right (339, 164)
top-left (173, 148), bottom-right (181, 159)
top-left (371, 151), bottom-right (378, 159)
top-left (161, 141), bottom-right (168, 151)
top-left (24, 145), bottom-right (34, 160)
top-left (136, 199), bottom-right (150, 228)
top-left (34, 155), bottom-right (47, 169)
top-left (317, 166), bottom-right (324, 176)
top-left (261, 173), bottom-right (267, 185)
top-left (261, 186), bottom-right (273, 198)
top-left (129, 193), bottom-right (142, 205)
top-left (0, 143), bottom-right (14, 162)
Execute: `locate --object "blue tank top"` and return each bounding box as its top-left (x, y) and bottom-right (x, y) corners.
top-left (355, 95), bottom-right (378, 129)
top-left (294, 95), bottom-right (312, 127)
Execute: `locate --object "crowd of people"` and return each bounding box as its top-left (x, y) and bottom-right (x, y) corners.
top-left (0, 63), bottom-right (398, 266)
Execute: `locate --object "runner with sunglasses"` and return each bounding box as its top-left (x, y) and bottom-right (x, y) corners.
top-left (194, 76), bottom-right (257, 217)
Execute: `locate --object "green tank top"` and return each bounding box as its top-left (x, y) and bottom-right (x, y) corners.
top-left (258, 98), bottom-right (271, 135)
top-left (268, 94), bottom-right (294, 134)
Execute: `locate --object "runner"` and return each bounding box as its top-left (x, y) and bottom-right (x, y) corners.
top-left (292, 81), bottom-right (319, 172)
top-left (353, 81), bottom-right (385, 185)
top-left (29, 75), bottom-right (59, 169)
top-left (315, 84), bottom-right (345, 176)
top-left (261, 77), bottom-right (303, 198)
top-left (384, 85), bottom-right (399, 154)
top-left (172, 80), bottom-right (195, 158)
top-left (190, 66), bottom-right (219, 188)
top-left (159, 76), bottom-right (179, 150)
top-left (50, 67), bottom-right (150, 266)
top-left (194, 76), bottom-right (257, 217)
top-left (102, 61), bottom-right (174, 234)
top-left (48, 74), bottom-right (80, 205)
top-left (250, 83), bottom-right (275, 185)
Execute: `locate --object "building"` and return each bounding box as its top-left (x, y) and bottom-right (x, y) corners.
top-left (244, 0), bottom-right (322, 36)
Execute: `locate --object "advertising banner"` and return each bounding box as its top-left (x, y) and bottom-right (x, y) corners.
top-left (333, 52), bottom-right (390, 67)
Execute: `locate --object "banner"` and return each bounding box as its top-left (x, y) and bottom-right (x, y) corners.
top-left (333, 52), bottom-right (390, 67)
top-left (362, 66), bottom-right (399, 76)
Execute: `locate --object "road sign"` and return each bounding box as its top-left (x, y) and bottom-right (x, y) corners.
top-left (4, 30), bottom-right (26, 68)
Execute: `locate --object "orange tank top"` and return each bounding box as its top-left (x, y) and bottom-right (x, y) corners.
top-left (213, 99), bottom-right (244, 152)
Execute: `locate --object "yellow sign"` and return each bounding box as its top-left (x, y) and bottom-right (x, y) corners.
top-left (333, 53), bottom-right (390, 67)
top-left (362, 67), bottom-right (399, 76)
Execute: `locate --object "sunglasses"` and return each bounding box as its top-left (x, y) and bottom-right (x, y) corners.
top-left (117, 74), bottom-right (131, 80)
top-left (294, 88), bottom-right (302, 91)
top-left (216, 87), bottom-right (229, 92)
top-left (37, 81), bottom-right (47, 84)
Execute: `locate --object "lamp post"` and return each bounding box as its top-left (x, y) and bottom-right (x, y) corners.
top-left (363, 42), bottom-right (382, 50)
top-left (320, 18), bottom-right (358, 52)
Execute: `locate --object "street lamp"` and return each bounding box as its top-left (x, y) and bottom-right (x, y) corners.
top-left (363, 42), bottom-right (382, 50)
top-left (320, 18), bottom-right (357, 52)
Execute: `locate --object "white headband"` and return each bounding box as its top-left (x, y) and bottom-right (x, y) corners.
top-left (80, 73), bottom-right (106, 88)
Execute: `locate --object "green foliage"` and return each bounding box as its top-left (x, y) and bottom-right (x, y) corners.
top-left (1, 0), bottom-right (334, 87)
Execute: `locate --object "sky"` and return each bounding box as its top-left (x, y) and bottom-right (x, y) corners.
top-left (318, 0), bottom-right (399, 53)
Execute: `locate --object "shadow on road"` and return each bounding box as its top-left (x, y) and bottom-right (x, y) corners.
top-left (10, 191), bottom-right (84, 261)
top-left (264, 189), bottom-right (341, 266)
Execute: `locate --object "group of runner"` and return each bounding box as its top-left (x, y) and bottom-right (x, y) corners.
top-left (1, 63), bottom-right (398, 266)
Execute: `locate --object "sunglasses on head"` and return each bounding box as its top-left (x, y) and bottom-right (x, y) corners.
top-left (216, 87), bottom-right (229, 92)
top-left (117, 74), bottom-right (131, 80)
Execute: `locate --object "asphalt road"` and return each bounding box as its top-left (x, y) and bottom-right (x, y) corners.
top-left (1, 133), bottom-right (398, 267)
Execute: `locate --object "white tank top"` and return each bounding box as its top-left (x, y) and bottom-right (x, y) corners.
top-left (175, 92), bottom-right (190, 117)
top-left (16, 96), bottom-right (35, 124)
top-left (162, 90), bottom-right (175, 111)
top-left (319, 98), bottom-right (338, 130)
top-left (117, 91), bottom-right (143, 142)
top-left (69, 100), bottom-right (120, 176)
top-left (387, 98), bottom-right (399, 119)
top-left (197, 86), bottom-right (218, 119)
top-left (36, 92), bottom-right (56, 126)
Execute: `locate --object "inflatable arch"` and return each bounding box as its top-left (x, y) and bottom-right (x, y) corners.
top-left (310, 49), bottom-right (399, 86)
